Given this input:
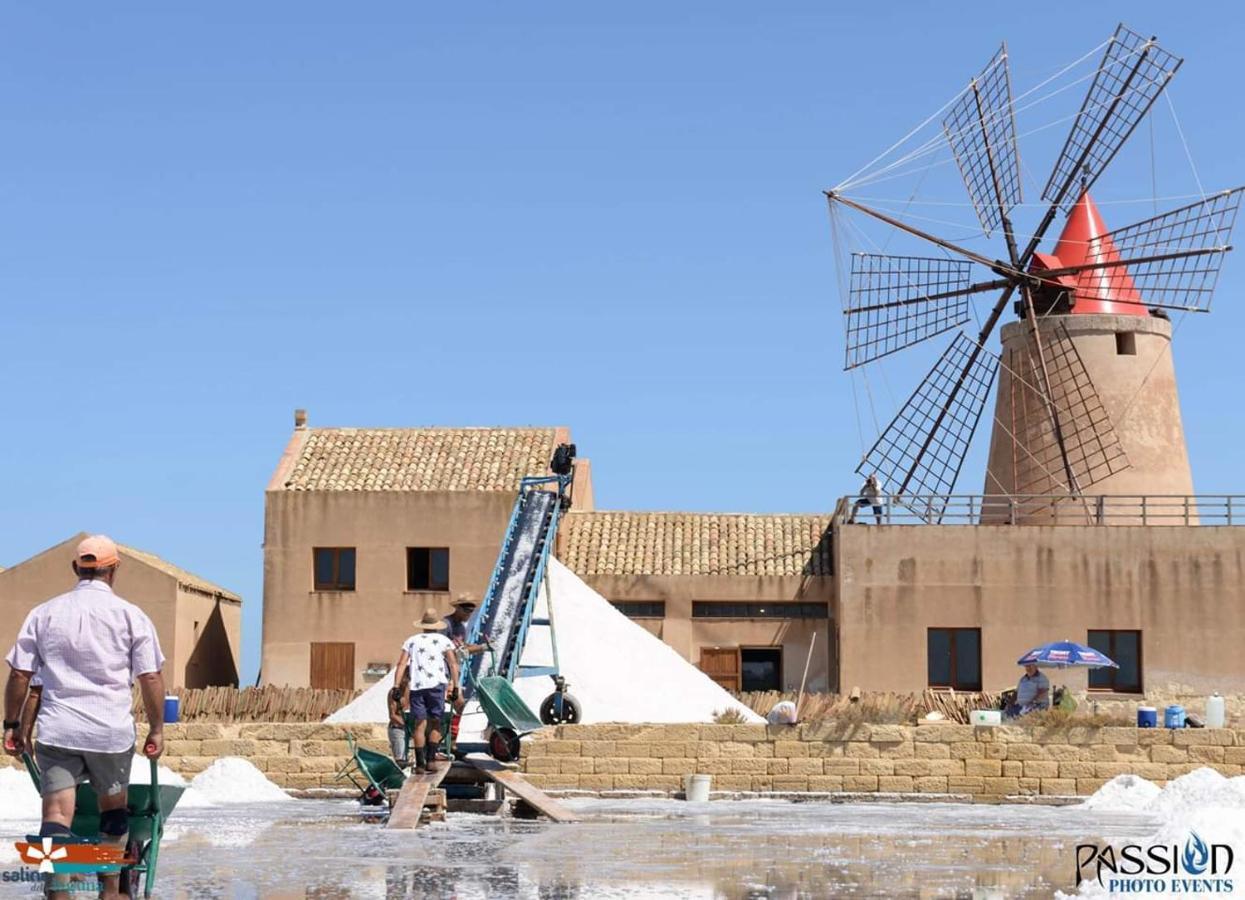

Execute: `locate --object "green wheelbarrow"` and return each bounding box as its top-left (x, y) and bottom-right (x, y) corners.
top-left (335, 732), bottom-right (407, 806)
top-left (466, 653), bottom-right (544, 763)
top-left (19, 752), bottom-right (184, 898)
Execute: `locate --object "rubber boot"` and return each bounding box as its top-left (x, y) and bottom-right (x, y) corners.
top-left (413, 747), bottom-right (427, 774)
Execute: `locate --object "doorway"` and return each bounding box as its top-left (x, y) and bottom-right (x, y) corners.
top-left (740, 647), bottom-right (783, 692)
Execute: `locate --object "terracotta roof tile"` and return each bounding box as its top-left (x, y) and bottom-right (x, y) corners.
top-left (283, 427), bottom-right (559, 492)
top-left (561, 511), bottom-right (833, 577)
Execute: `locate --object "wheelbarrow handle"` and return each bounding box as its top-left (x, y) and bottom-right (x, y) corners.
top-left (149, 757), bottom-right (161, 815)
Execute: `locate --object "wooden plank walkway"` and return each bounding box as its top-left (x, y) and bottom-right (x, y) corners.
top-left (386, 761), bottom-right (450, 829)
top-left (464, 756), bottom-right (579, 823)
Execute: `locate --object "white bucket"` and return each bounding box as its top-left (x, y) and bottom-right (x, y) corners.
top-left (684, 773), bottom-right (712, 802)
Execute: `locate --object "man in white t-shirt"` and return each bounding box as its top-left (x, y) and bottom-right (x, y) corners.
top-left (392, 609), bottom-right (459, 773)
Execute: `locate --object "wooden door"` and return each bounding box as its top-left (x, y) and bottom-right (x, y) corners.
top-left (698, 647), bottom-right (740, 691)
top-left (310, 642), bottom-right (355, 690)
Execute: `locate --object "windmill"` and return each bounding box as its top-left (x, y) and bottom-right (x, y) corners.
top-left (827, 25), bottom-right (1242, 523)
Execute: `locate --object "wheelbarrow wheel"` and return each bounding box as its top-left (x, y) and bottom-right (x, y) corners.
top-left (539, 691), bottom-right (582, 725)
top-left (488, 727), bottom-right (522, 763)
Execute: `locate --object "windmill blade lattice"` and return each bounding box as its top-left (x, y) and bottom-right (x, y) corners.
top-left (856, 333), bottom-right (999, 521)
top-left (1007, 322), bottom-right (1129, 495)
top-left (1042, 25), bottom-right (1182, 210)
top-left (942, 44), bottom-right (1021, 237)
top-left (844, 253), bottom-right (976, 368)
top-left (1077, 188), bottom-right (1243, 311)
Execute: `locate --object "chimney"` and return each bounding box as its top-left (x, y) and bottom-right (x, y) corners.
top-left (294, 409), bottom-right (308, 430)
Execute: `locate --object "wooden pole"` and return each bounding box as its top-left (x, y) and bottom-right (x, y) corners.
top-left (794, 632), bottom-right (817, 723)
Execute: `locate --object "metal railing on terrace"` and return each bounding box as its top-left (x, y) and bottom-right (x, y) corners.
top-left (834, 494), bottom-right (1245, 526)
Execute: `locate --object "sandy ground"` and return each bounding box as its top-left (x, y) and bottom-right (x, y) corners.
top-left (0, 797), bottom-right (1157, 898)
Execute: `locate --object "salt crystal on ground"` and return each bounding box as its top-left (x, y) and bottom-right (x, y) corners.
top-left (0, 767), bottom-right (40, 820)
top-left (190, 758), bottom-right (290, 804)
top-left (328, 557), bottom-right (762, 726)
top-left (1078, 773), bottom-right (1161, 811)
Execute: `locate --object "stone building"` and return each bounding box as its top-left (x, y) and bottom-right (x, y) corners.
top-left (0, 533), bottom-right (242, 688)
top-left (259, 410), bottom-right (1245, 697)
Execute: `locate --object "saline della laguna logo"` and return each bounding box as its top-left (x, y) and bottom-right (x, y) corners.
top-left (1076, 831), bottom-right (1235, 894)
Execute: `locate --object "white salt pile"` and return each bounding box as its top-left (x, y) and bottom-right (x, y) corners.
top-left (328, 556), bottom-right (762, 726)
top-left (190, 757), bottom-right (290, 803)
top-left (1078, 773), bottom-right (1161, 811)
top-left (0, 766), bottom-right (40, 820)
top-left (1059, 767), bottom-right (1245, 898)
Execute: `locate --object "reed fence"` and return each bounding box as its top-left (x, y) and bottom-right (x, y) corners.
top-left (130, 685), bottom-right (361, 723)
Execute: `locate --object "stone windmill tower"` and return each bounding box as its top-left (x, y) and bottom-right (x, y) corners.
top-left (826, 25), bottom-right (1241, 523)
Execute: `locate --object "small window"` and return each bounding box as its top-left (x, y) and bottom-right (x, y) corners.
top-left (927, 627), bottom-right (981, 691)
top-left (740, 648), bottom-right (782, 692)
top-left (1115, 332), bottom-right (1136, 355)
top-left (313, 548), bottom-right (356, 592)
top-left (407, 547), bottom-right (450, 591)
top-left (1087, 630), bottom-right (1142, 693)
top-left (612, 601), bottom-right (666, 619)
top-left (691, 602), bottom-right (829, 619)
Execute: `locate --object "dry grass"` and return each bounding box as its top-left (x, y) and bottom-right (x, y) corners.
top-left (735, 690), bottom-right (998, 725)
top-left (131, 685), bottom-right (362, 723)
top-left (711, 708), bottom-right (750, 724)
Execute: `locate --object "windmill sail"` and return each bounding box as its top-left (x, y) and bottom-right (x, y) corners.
top-left (1007, 323), bottom-right (1130, 496)
top-left (942, 45), bottom-right (1021, 237)
top-left (856, 333), bottom-right (998, 521)
top-left (844, 253), bottom-right (976, 368)
top-left (1042, 25), bottom-right (1182, 211)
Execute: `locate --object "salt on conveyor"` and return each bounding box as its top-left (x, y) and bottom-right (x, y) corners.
top-left (328, 556), bottom-right (761, 726)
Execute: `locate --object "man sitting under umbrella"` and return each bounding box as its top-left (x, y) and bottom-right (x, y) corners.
top-left (1007, 663), bottom-right (1050, 717)
top-left (1006, 640), bottom-right (1117, 719)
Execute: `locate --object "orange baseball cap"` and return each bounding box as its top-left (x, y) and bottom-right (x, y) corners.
top-left (76, 535), bottom-right (120, 569)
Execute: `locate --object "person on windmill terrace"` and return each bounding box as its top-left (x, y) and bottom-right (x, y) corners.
top-left (3, 534), bottom-right (167, 900)
top-left (849, 472), bottom-right (886, 524)
top-left (393, 609), bottom-right (460, 774)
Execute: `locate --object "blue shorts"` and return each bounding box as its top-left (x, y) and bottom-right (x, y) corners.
top-left (409, 686), bottom-right (446, 722)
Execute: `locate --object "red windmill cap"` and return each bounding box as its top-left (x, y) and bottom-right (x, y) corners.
top-left (1049, 192), bottom-right (1147, 315)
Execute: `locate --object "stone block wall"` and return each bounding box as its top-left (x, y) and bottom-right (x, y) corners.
top-left (518, 722), bottom-right (1245, 799)
top-left (2, 723), bottom-right (390, 790)
top-left (5, 722), bottom-right (1240, 799)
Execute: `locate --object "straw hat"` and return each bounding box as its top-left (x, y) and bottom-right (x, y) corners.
top-left (451, 593), bottom-right (477, 609)
top-left (413, 608), bottom-right (447, 631)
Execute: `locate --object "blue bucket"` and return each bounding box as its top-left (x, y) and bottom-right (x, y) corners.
top-left (1137, 706), bottom-right (1157, 728)
top-left (1164, 704), bottom-right (1185, 729)
top-left (163, 695), bottom-right (180, 725)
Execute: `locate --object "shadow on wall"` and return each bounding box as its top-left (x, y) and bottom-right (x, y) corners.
top-left (184, 600), bottom-right (239, 688)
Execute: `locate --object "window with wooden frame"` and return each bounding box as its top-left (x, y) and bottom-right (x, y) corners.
top-left (313, 547), bottom-right (356, 591)
top-left (1087, 630), bottom-right (1142, 693)
top-left (406, 547), bottom-right (450, 592)
top-left (927, 627), bottom-right (981, 691)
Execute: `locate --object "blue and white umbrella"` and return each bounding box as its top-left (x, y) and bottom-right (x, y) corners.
top-left (1017, 640), bottom-right (1118, 669)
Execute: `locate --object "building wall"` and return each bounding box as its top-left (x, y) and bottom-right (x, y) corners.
top-left (0, 537), bottom-right (187, 685)
top-left (578, 574), bottom-right (836, 692)
top-left (261, 489), bottom-right (523, 688)
top-left (982, 315), bottom-right (1194, 520)
top-left (177, 588), bottom-right (243, 688)
top-left (835, 523), bottom-right (1245, 694)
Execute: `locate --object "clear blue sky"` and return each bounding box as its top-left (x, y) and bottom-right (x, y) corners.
top-left (2, 2), bottom-right (1242, 685)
